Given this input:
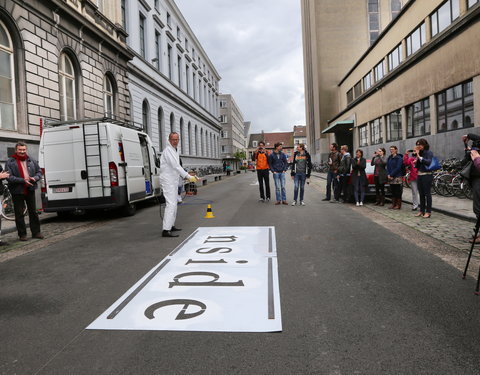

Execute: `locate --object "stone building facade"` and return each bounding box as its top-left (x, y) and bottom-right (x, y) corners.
top-left (124, 0), bottom-right (222, 168)
top-left (0, 0), bottom-right (132, 162)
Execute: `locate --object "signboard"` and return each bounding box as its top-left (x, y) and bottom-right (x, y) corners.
top-left (87, 227), bottom-right (282, 332)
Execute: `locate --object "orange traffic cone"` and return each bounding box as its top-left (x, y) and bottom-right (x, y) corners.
top-left (204, 204), bottom-right (215, 218)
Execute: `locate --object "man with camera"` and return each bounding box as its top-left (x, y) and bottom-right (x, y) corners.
top-left (5, 142), bottom-right (43, 241)
top-left (462, 134), bottom-right (480, 242)
top-left (253, 141), bottom-right (271, 202)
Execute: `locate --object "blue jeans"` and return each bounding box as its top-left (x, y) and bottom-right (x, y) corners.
top-left (326, 171), bottom-right (338, 200)
top-left (273, 172), bottom-right (286, 202)
top-left (293, 173), bottom-right (306, 202)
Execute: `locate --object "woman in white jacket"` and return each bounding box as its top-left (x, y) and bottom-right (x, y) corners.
top-left (160, 132), bottom-right (197, 237)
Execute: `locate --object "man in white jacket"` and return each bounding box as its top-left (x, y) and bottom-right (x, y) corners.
top-left (160, 132), bottom-right (197, 237)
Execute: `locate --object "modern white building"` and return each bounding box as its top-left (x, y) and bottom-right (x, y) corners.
top-left (123, 0), bottom-right (222, 167)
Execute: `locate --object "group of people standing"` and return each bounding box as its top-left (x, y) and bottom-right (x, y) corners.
top-left (253, 141), bottom-right (313, 206)
top-left (323, 140), bottom-right (435, 218)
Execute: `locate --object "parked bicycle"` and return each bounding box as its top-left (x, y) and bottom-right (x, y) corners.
top-left (1, 182), bottom-right (28, 221)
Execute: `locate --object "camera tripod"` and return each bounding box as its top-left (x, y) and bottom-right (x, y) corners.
top-left (462, 214), bottom-right (480, 295)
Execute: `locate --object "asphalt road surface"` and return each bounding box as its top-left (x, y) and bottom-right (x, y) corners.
top-left (1, 173), bottom-right (479, 375)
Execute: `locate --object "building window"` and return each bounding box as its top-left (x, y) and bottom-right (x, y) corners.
top-left (185, 64), bottom-right (190, 95)
top-left (154, 31), bottom-right (161, 70)
top-left (0, 20), bottom-right (16, 130)
top-left (103, 75), bottom-right (114, 117)
top-left (406, 22), bottom-right (426, 57)
top-left (139, 13), bottom-right (146, 58)
top-left (169, 112), bottom-right (175, 134)
top-left (193, 72), bottom-right (197, 100)
top-left (368, 0), bottom-right (380, 45)
top-left (167, 12), bottom-right (171, 27)
top-left (252, 141), bottom-right (258, 148)
top-left (221, 145), bottom-right (226, 153)
top-left (468, 0), bottom-right (479, 8)
top-left (363, 71), bottom-right (373, 91)
top-left (437, 80), bottom-right (474, 132)
top-left (347, 89), bottom-right (354, 104)
top-left (374, 60), bottom-right (384, 82)
top-left (158, 107), bottom-right (164, 150)
top-left (177, 26), bottom-right (181, 39)
top-left (142, 100), bottom-right (149, 134)
top-left (185, 38), bottom-right (189, 51)
top-left (220, 115), bottom-right (227, 124)
top-left (177, 56), bottom-right (182, 88)
top-left (431, 0), bottom-right (460, 37)
top-left (121, 0), bottom-right (127, 30)
top-left (154, 0), bottom-right (159, 11)
top-left (167, 44), bottom-right (172, 80)
top-left (188, 122), bottom-right (192, 155)
top-left (220, 100), bottom-right (227, 108)
top-left (391, 0), bottom-right (402, 19)
top-left (407, 98), bottom-right (430, 138)
top-left (354, 81), bottom-right (362, 98)
top-left (370, 118), bottom-right (382, 145)
top-left (59, 52), bottom-right (77, 121)
top-left (388, 44), bottom-right (402, 71)
top-left (179, 118), bottom-right (184, 154)
top-left (387, 110), bottom-right (402, 141)
top-left (359, 125), bottom-right (368, 147)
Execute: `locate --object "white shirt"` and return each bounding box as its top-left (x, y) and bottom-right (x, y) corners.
top-left (159, 143), bottom-right (189, 186)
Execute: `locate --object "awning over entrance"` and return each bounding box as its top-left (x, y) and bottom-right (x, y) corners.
top-left (322, 120), bottom-right (354, 134)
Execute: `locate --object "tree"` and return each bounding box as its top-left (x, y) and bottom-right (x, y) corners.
top-left (233, 151), bottom-right (246, 161)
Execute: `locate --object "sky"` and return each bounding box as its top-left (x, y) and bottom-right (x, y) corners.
top-left (175, 0), bottom-right (306, 134)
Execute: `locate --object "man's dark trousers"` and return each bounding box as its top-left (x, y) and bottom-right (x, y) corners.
top-left (12, 192), bottom-right (40, 237)
top-left (326, 171), bottom-right (339, 200)
top-left (257, 169), bottom-right (271, 200)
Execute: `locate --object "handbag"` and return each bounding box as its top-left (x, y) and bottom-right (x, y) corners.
top-left (426, 156), bottom-right (441, 171)
top-left (459, 161), bottom-right (473, 181)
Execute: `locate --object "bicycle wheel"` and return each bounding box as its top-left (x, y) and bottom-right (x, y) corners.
top-left (434, 174), bottom-right (454, 197)
top-left (451, 175), bottom-right (465, 199)
top-left (1, 195), bottom-right (17, 220)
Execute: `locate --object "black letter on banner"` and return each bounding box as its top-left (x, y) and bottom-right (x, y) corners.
top-left (185, 259), bottom-right (227, 265)
top-left (169, 272), bottom-right (244, 288)
top-left (203, 236), bottom-right (237, 243)
top-left (196, 247), bottom-right (232, 254)
top-left (144, 299), bottom-right (207, 320)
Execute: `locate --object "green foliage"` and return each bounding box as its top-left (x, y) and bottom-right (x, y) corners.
top-left (233, 151), bottom-right (246, 161)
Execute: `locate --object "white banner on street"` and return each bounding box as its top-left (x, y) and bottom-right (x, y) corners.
top-left (87, 226), bottom-right (282, 332)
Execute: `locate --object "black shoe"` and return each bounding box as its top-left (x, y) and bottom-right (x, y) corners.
top-left (19, 236), bottom-right (28, 241)
top-left (322, 198), bottom-right (330, 201)
top-left (162, 230), bottom-right (179, 238)
top-left (171, 226), bottom-right (182, 232)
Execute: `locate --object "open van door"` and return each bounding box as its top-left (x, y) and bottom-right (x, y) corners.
top-left (119, 128), bottom-right (147, 202)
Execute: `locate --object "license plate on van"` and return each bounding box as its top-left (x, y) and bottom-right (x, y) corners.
top-left (53, 187), bottom-right (72, 193)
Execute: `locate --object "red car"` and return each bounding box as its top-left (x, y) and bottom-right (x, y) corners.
top-left (346, 160), bottom-right (391, 201)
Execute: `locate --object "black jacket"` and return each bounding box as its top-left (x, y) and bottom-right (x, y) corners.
top-left (5, 156), bottom-right (42, 195)
top-left (291, 150), bottom-right (312, 178)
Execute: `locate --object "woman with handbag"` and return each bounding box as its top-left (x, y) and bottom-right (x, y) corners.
top-left (386, 146), bottom-right (403, 209)
top-left (414, 138), bottom-right (434, 218)
top-left (351, 149), bottom-right (367, 206)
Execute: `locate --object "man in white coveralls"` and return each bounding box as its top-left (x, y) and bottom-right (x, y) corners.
top-left (160, 132), bottom-right (198, 237)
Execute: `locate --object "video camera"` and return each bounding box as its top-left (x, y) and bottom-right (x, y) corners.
top-left (464, 134), bottom-right (480, 155)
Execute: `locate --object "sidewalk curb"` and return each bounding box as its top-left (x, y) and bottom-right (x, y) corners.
top-left (1, 173), bottom-right (235, 237)
top-left (311, 172), bottom-right (476, 223)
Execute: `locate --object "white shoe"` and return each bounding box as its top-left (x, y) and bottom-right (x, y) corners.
top-left (291, 201), bottom-right (296, 206)
top-left (300, 201), bottom-right (305, 206)
top-left (356, 202), bottom-right (360, 206)
top-left (359, 202), bottom-right (363, 206)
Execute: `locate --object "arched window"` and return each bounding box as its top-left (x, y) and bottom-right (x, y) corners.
top-left (188, 121), bottom-right (192, 155)
top-left (59, 52), bottom-right (77, 121)
top-left (103, 74), bottom-right (115, 117)
top-left (158, 107), bottom-right (164, 150)
top-left (194, 125), bottom-right (198, 156)
top-left (179, 117), bottom-right (184, 154)
top-left (200, 128), bottom-right (204, 157)
top-left (170, 112), bottom-right (175, 134)
top-left (142, 99), bottom-right (149, 133)
top-left (0, 20), bottom-right (16, 130)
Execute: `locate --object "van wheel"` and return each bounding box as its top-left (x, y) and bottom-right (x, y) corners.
top-left (123, 202), bottom-right (136, 216)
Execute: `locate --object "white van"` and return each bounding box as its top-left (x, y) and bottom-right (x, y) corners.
top-left (39, 119), bottom-right (161, 216)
